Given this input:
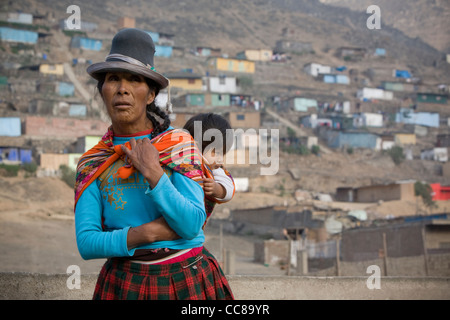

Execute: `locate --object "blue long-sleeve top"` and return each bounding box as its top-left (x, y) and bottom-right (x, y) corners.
top-left (75, 130), bottom-right (206, 260)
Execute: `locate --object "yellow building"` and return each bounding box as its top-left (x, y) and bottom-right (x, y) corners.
top-left (117, 17), bottom-right (135, 29)
top-left (208, 57), bottom-right (255, 74)
top-left (237, 49), bottom-right (273, 62)
top-left (165, 73), bottom-right (203, 91)
top-left (394, 133), bottom-right (416, 145)
top-left (39, 64), bottom-right (64, 76)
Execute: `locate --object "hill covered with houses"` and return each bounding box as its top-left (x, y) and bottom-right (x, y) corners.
top-left (1, 0), bottom-right (450, 275)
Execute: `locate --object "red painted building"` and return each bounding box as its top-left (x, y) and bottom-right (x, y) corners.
top-left (430, 183), bottom-right (450, 201)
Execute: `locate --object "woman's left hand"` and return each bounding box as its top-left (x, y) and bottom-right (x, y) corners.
top-left (121, 138), bottom-right (164, 188)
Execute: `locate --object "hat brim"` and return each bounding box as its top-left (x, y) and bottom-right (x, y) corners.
top-left (87, 61), bottom-right (169, 90)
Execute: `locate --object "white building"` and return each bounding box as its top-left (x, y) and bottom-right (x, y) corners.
top-left (353, 112), bottom-right (383, 128)
top-left (420, 148), bottom-right (448, 162)
top-left (304, 63), bottom-right (332, 77)
top-left (203, 76), bottom-right (238, 94)
top-left (357, 87), bottom-right (393, 101)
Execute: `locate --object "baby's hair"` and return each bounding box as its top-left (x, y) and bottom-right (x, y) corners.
top-left (183, 113), bottom-right (233, 154)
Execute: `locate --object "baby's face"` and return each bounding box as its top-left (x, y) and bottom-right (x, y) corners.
top-left (204, 149), bottom-right (224, 169)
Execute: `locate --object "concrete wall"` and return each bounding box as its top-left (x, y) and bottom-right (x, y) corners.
top-left (0, 273), bottom-right (449, 300)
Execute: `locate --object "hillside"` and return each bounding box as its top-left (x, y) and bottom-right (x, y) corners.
top-left (320, 0), bottom-right (450, 53)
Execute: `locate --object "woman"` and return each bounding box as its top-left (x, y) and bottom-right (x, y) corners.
top-left (74, 28), bottom-right (233, 300)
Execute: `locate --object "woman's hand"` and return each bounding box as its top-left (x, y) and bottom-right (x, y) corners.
top-left (121, 138), bottom-right (164, 188)
top-left (127, 217), bottom-right (181, 250)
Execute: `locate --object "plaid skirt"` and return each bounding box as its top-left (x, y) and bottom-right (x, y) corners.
top-left (92, 247), bottom-right (234, 300)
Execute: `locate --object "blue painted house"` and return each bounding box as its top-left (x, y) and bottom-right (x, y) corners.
top-left (0, 27), bottom-right (38, 44)
top-left (0, 117), bottom-right (21, 137)
top-left (322, 74), bottom-right (350, 85)
top-left (155, 45), bottom-right (172, 57)
top-left (0, 147), bottom-right (32, 163)
top-left (71, 36), bottom-right (102, 51)
top-left (395, 109), bottom-right (440, 128)
top-left (327, 130), bottom-right (380, 149)
top-left (57, 82), bottom-right (75, 97)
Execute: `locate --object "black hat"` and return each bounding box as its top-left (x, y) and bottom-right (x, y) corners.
top-left (87, 28), bottom-right (169, 89)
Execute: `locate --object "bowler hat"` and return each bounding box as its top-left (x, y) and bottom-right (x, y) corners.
top-left (87, 28), bottom-right (169, 89)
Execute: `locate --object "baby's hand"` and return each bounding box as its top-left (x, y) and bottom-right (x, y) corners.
top-left (203, 178), bottom-right (226, 198)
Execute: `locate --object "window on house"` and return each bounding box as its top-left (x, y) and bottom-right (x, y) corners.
top-left (188, 79), bottom-right (195, 84)
top-left (237, 114), bottom-right (245, 121)
top-left (219, 76), bottom-right (226, 85)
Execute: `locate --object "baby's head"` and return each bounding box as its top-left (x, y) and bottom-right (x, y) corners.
top-left (183, 113), bottom-right (233, 168)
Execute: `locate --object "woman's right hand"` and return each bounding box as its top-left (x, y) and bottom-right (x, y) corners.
top-left (127, 217), bottom-right (180, 250)
top-left (148, 216), bottom-right (181, 242)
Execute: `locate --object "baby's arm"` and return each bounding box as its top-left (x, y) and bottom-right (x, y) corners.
top-left (203, 178), bottom-right (227, 199)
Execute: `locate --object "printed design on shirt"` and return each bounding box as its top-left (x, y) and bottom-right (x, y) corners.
top-left (97, 159), bottom-right (173, 211)
top-left (102, 185), bottom-right (127, 210)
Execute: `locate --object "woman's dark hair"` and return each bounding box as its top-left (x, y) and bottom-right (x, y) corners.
top-left (183, 113), bottom-right (233, 154)
top-left (96, 74), bottom-right (171, 138)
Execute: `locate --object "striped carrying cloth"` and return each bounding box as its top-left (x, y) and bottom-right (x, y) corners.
top-left (74, 126), bottom-right (232, 220)
top-left (93, 247), bottom-right (234, 300)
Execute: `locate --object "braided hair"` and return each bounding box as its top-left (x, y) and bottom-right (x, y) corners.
top-left (96, 74), bottom-right (171, 139)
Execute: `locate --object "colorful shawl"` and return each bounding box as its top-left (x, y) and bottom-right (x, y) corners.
top-left (74, 126), bottom-right (233, 220)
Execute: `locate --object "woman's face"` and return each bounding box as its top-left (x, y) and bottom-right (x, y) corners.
top-left (101, 72), bottom-right (155, 134)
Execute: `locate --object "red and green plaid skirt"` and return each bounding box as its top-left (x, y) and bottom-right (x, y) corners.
top-left (92, 247), bottom-right (234, 300)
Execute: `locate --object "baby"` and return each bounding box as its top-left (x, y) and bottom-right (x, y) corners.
top-left (183, 113), bottom-right (234, 202)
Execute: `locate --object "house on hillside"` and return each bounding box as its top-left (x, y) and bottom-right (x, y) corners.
top-left (39, 64), bottom-right (64, 76)
top-left (394, 132), bottom-right (416, 146)
top-left (37, 81), bottom-right (75, 97)
top-left (373, 48), bottom-right (386, 56)
top-left (194, 46), bottom-right (221, 57)
top-left (0, 27), bottom-right (38, 44)
top-left (0, 12), bottom-right (33, 24)
top-left (416, 93), bottom-right (448, 105)
top-left (393, 69), bottom-right (412, 79)
top-left (282, 97), bottom-right (318, 113)
top-left (335, 47), bottom-right (366, 60)
top-left (164, 72), bottom-right (203, 91)
top-left (303, 62), bottom-right (332, 77)
top-left (430, 184), bottom-right (450, 201)
top-left (325, 130), bottom-right (380, 150)
top-left (341, 215), bottom-right (450, 262)
top-left (74, 136), bottom-right (102, 153)
top-left (0, 117), bottom-right (21, 137)
top-left (353, 112), bottom-right (383, 128)
top-left (227, 111), bottom-right (260, 129)
top-left (204, 75), bottom-right (238, 94)
top-left (117, 17), bottom-right (135, 29)
top-left (395, 109), bottom-right (440, 128)
top-left (70, 36), bottom-right (102, 51)
top-left (319, 74), bottom-right (350, 85)
top-left (24, 116), bottom-right (109, 138)
top-left (174, 92), bottom-right (231, 108)
top-left (382, 81), bottom-right (417, 93)
top-left (236, 49), bottom-right (273, 62)
top-left (0, 146), bottom-right (32, 164)
top-left (335, 181), bottom-right (415, 203)
top-left (436, 134), bottom-right (450, 147)
top-left (357, 87), bottom-right (393, 101)
top-left (421, 148), bottom-right (448, 162)
top-left (207, 57), bottom-right (255, 74)
top-left (275, 40), bottom-right (313, 54)
top-left (39, 153), bottom-right (81, 174)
